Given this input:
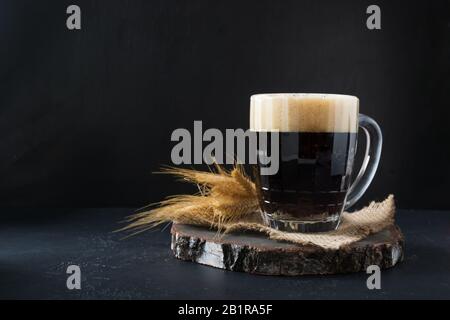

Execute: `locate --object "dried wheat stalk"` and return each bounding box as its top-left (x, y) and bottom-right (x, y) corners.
top-left (120, 164), bottom-right (259, 235)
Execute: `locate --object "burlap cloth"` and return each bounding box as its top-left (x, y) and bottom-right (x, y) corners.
top-left (223, 195), bottom-right (395, 250)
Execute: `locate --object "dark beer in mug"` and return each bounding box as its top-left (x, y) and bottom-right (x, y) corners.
top-left (250, 94), bottom-right (382, 232)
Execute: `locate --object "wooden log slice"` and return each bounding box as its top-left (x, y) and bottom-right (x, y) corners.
top-left (171, 223), bottom-right (404, 276)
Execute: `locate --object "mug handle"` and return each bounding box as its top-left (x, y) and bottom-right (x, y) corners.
top-left (345, 113), bottom-right (383, 209)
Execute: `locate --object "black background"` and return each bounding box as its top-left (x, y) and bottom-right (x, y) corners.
top-left (0, 0), bottom-right (449, 209)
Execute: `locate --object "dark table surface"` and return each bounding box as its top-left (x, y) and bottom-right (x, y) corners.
top-left (0, 208), bottom-right (449, 299)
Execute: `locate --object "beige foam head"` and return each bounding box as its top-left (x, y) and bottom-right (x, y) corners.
top-left (250, 93), bottom-right (359, 133)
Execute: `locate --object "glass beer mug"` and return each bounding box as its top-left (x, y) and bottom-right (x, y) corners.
top-left (250, 93), bottom-right (382, 232)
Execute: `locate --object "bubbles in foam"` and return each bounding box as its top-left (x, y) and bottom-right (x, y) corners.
top-left (250, 93), bottom-right (359, 133)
